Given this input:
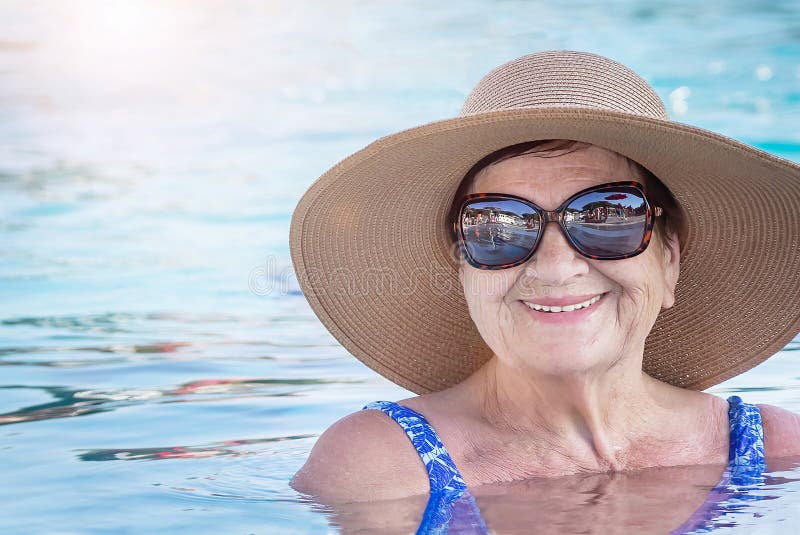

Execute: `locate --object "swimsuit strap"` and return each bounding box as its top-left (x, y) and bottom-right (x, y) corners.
top-left (670, 396), bottom-right (769, 534)
top-left (363, 401), bottom-right (490, 534)
top-left (726, 395), bottom-right (766, 482)
top-left (362, 400), bottom-right (467, 493)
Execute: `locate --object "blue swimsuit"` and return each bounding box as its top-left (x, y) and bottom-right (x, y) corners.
top-left (363, 395), bottom-right (766, 534)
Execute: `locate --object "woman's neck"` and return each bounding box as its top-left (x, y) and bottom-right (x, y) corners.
top-left (456, 355), bottom-right (721, 473)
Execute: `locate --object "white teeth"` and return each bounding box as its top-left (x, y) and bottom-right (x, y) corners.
top-left (524, 294), bottom-right (602, 313)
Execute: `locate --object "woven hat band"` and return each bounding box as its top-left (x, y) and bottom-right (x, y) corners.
top-left (460, 50), bottom-right (669, 120)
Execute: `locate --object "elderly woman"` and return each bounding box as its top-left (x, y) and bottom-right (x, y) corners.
top-left (289, 51), bottom-right (800, 532)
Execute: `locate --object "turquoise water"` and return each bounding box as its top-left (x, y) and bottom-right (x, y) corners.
top-left (1, 1), bottom-right (800, 533)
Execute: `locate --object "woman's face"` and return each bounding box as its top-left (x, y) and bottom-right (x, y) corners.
top-left (458, 144), bottom-right (681, 376)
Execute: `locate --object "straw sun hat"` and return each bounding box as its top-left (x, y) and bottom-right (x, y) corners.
top-left (290, 50), bottom-right (800, 394)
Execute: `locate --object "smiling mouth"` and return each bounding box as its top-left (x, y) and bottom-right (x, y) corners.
top-left (522, 294), bottom-right (605, 313)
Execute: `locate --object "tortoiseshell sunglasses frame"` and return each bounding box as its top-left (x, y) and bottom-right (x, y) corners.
top-left (454, 181), bottom-right (663, 270)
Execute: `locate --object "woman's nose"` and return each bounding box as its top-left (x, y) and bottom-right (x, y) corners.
top-left (523, 222), bottom-right (589, 284)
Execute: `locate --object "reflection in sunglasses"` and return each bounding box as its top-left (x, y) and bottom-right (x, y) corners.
top-left (458, 182), bottom-right (658, 267)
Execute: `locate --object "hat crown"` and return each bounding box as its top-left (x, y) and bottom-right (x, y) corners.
top-left (460, 50), bottom-right (669, 120)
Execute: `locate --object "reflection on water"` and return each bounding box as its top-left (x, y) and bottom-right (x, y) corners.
top-left (1, 0), bottom-right (799, 533)
top-left (79, 434), bottom-right (313, 462)
top-left (312, 459), bottom-right (800, 534)
top-left (0, 377), bottom-right (352, 426)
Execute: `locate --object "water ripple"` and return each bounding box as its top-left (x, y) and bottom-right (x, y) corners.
top-left (0, 338), bottom-right (345, 367)
top-left (2, 311), bottom-right (256, 330)
top-left (153, 438), bottom-right (315, 505)
top-left (0, 377), bottom-right (356, 426)
top-left (77, 434), bottom-right (313, 462)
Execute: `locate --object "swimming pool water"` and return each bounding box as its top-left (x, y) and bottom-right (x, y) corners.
top-left (1, 1), bottom-right (799, 533)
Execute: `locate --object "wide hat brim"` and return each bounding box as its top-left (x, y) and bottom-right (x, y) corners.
top-left (290, 107), bottom-right (800, 394)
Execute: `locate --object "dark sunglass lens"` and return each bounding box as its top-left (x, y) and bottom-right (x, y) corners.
top-left (563, 188), bottom-right (648, 257)
top-left (461, 199), bottom-right (541, 266)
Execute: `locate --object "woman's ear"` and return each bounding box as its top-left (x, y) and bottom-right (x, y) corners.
top-left (660, 230), bottom-right (681, 310)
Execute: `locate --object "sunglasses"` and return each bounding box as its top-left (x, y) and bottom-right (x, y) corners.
top-left (455, 181), bottom-right (662, 269)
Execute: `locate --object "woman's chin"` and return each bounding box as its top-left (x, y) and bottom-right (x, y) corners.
top-left (511, 338), bottom-right (616, 377)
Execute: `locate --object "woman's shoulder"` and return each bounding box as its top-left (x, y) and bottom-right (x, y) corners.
top-left (757, 403), bottom-right (800, 458)
top-left (290, 403), bottom-right (430, 503)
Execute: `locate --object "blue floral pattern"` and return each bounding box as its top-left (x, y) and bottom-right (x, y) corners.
top-left (726, 395), bottom-right (766, 483)
top-left (363, 401), bottom-right (486, 533)
top-left (670, 396), bottom-right (767, 533)
top-left (364, 396), bottom-right (767, 534)
top-left (363, 401), bottom-right (467, 493)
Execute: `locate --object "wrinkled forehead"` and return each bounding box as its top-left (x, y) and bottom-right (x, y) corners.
top-left (470, 145), bottom-right (642, 188)
top-left (471, 145), bottom-right (644, 208)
